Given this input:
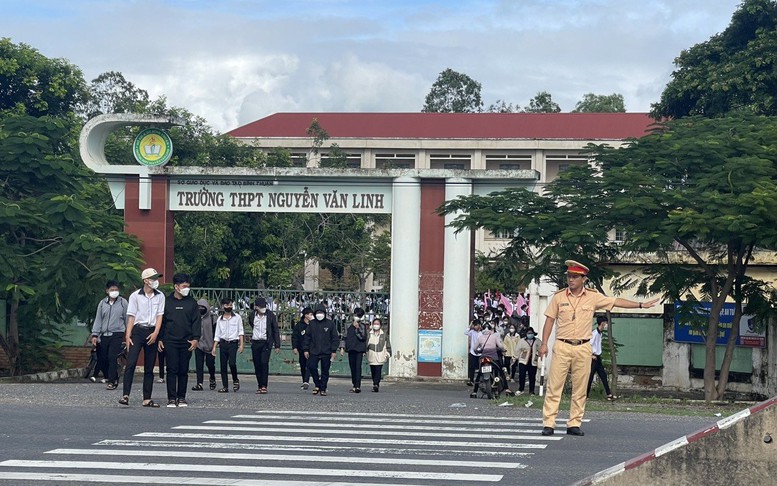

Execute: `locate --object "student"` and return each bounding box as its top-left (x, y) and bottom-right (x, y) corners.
top-left (119, 268), bottom-right (165, 408)
top-left (248, 297), bottom-right (281, 395)
top-left (192, 299), bottom-right (217, 391)
top-left (303, 304), bottom-right (339, 396)
top-left (465, 320), bottom-right (482, 386)
top-left (90, 280), bottom-right (128, 390)
top-left (587, 316), bottom-right (616, 400)
top-left (212, 298), bottom-right (244, 393)
top-left (516, 327), bottom-right (541, 395)
top-left (343, 308), bottom-right (367, 393)
top-left (502, 324), bottom-right (521, 382)
top-left (366, 317), bottom-right (391, 392)
top-left (158, 273), bottom-right (200, 408)
top-left (291, 307), bottom-right (313, 390)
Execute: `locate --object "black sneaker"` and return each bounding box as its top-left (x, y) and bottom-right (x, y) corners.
top-left (541, 427), bottom-right (554, 436)
top-left (166, 400), bottom-right (177, 408)
top-left (566, 427), bottom-right (584, 436)
top-left (177, 398), bottom-right (188, 407)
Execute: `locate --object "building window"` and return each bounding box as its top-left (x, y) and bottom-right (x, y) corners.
top-left (499, 163), bottom-right (523, 170)
top-left (444, 163), bottom-right (465, 170)
top-left (376, 153), bottom-right (415, 169)
top-left (430, 153), bottom-right (471, 170)
top-left (485, 153), bottom-right (532, 171)
top-left (614, 228), bottom-right (625, 243)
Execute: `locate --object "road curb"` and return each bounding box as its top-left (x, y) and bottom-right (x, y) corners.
top-left (0, 368), bottom-right (85, 384)
top-left (572, 395), bottom-right (777, 485)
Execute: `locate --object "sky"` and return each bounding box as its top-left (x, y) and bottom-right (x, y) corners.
top-left (3, 0), bottom-right (743, 133)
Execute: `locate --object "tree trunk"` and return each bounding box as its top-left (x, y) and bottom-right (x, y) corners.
top-left (703, 315), bottom-right (719, 402)
top-left (606, 309), bottom-right (617, 396)
top-left (716, 299), bottom-right (742, 400)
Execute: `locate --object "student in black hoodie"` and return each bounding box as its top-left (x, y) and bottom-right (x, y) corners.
top-left (342, 308), bottom-right (367, 393)
top-left (291, 307), bottom-right (314, 390)
top-left (158, 273), bottom-right (200, 407)
top-left (303, 304), bottom-right (340, 396)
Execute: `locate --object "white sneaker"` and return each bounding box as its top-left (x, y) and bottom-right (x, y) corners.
top-left (89, 377), bottom-right (96, 383)
top-left (156, 378), bottom-right (165, 383)
top-left (99, 379), bottom-right (107, 384)
top-left (166, 400), bottom-right (177, 408)
top-left (302, 383), bottom-right (309, 390)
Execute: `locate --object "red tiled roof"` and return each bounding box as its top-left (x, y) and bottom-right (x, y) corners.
top-left (227, 112), bottom-right (656, 140)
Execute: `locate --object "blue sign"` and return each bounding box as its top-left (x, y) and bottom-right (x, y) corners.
top-left (418, 329), bottom-right (443, 363)
top-left (674, 301), bottom-right (765, 347)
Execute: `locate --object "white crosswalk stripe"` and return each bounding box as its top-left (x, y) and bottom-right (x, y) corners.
top-left (0, 409), bottom-right (575, 485)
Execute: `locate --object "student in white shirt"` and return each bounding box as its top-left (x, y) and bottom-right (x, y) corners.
top-left (587, 316), bottom-right (616, 400)
top-left (212, 298), bottom-right (244, 393)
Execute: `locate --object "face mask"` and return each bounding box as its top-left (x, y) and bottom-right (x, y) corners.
top-left (509, 329), bottom-right (516, 335)
top-left (372, 324), bottom-right (381, 330)
top-left (527, 333), bottom-right (535, 339)
top-left (258, 307), bottom-right (267, 314)
top-left (108, 291), bottom-right (119, 299)
top-left (224, 307), bottom-right (233, 313)
top-left (149, 280), bottom-right (159, 290)
top-left (315, 313), bottom-right (325, 321)
top-left (199, 308), bottom-right (208, 315)
top-left (179, 287), bottom-right (190, 297)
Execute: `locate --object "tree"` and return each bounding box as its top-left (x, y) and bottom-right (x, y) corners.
top-left (523, 91), bottom-right (561, 113)
top-left (0, 38), bottom-right (87, 117)
top-left (422, 68), bottom-right (483, 113)
top-left (652, 0), bottom-right (777, 118)
top-left (485, 100), bottom-right (516, 113)
top-left (0, 114), bottom-right (143, 375)
top-left (80, 71), bottom-right (151, 118)
top-left (593, 115), bottom-right (777, 401)
top-left (439, 164), bottom-right (626, 393)
top-left (572, 93), bottom-right (626, 113)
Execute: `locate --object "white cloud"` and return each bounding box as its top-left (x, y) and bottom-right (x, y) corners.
top-left (1, 0), bottom-right (744, 132)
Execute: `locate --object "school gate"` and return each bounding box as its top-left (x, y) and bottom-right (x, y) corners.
top-left (79, 113), bottom-right (537, 379)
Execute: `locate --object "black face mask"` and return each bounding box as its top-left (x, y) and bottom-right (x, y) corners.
top-left (224, 307), bottom-right (233, 313)
top-left (200, 308), bottom-right (208, 315)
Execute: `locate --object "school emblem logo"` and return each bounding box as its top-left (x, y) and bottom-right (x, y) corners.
top-left (301, 330), bottom-right (306, 335)
top-left (133, 128), bottom-right (173, 167)
top-left (324, 327), bottom-right (329, 332)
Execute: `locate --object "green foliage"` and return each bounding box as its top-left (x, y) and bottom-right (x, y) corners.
top-left (523, 91), bottom-right (561, 113)
top-left (485, 100), bottom-right (516, 113)
top-left (572, 93), bottom-right (626, 113)
top-left (0, 38), bottom-right (87, 117)
top-left (321, 143), bottom-right (348, 168)
top-left (652, 0), bottom-right (777, 118)
top-left (422, 68), bottom-right (483, 113)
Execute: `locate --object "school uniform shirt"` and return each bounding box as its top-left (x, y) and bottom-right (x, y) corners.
top-left (252, 313), bottom-right (267, 340)
top-left (591, 328), bottom-right (604, 356)
top-left (127, 288), bottom-right (165, 327)
top-left (249, 310), bottom-right (281, 348)
top-left (465, 329), bottom-right (482, 356)
top-left (214, 314), bottom-right (244, 342)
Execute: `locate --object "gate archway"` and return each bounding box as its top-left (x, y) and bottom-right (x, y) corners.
top-left (79, 114), bottom-right (538, 379)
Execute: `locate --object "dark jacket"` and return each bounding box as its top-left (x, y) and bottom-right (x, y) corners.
top-left (248, 309), bottom-right (281, 349)
top-left (160, 293), bottom-right (201, 343)
top-left (343, 322), bottom-right (367, 353)
top-left (197, 298), bottom-right (217, 352)
top-left (291, 318), bottom-right (308, 351)
top-left (303, 306), bottom-right (340, 356)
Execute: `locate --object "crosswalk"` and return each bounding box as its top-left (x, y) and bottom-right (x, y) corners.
top-left (0, 409), bottom-right (581, 485)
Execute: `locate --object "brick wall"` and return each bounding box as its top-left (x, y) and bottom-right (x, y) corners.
top-left (59, 347), bottom-right (92, 368)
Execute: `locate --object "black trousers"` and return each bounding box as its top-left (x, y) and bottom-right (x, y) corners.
top-left (517, 362), bottom-right (537, 394)
top-left (165, 341), bottom-right (192, 401)
top-left (157, 347), bottom-right (166, 379)
top-left (251, 340), bottom-right (272, 389)
top-left (100, 334), bottom-right (124, 385)
top-left (587, 356), bottom-right (611, 396)
top-left (467, 353), bottom-right (480, 382)
top-left (348, 351), bottom-right (363, 388)
top-left (503, 356), bottom-right (514, 379)
top-left (93, 340), bottom-right (107, 379)
top-left (194, 348), bottom-right (216, 384)
top-left (308, 354), bottom-right (332, 391)
top-left (122, 326), bottom-right (158, 400)
top-left (296, 349), bottom-right (310, 383)
top-left (370, 364), bottom-right (383, 386)
top-left (218, 341), bottom-right (239, 387)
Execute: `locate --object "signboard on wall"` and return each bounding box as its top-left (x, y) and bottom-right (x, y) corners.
top-left (418, 329), bottom-right (443, 363)
top-left (674, 302), bottom-right (766, 348)
top-left (169, 179), bottom-right (392, 214)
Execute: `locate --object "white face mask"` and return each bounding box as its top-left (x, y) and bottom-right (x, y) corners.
top-left (148, 280), bottom-right (159, 290)
top-left (108, 290), bottom-right (119, 299)
top-left (258, 307), bottom-right (267, 314)
top-left (179, 287), bottom-right (191, 297)
top-left (372, 324), bottom-right (381, 331)
top-left (315, 313), bottom-right (325, 321)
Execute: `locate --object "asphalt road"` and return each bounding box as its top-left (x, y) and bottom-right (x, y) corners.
top-left (0, 374), bottom-right (718, 485)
